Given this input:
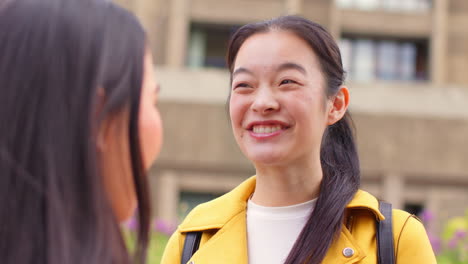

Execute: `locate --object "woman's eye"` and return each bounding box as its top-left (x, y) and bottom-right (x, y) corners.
top-left (233, 83), bottom-right (251, 90)
top-left (280, 79), bottom-right (296, 85)
top-left (235, 83), bottom-right (249, 88)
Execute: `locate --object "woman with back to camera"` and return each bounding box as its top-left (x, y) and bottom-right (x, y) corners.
top-left (0, 0), bottom-right (163, 263)
top-left (161, 16), bottom-right (436, 264)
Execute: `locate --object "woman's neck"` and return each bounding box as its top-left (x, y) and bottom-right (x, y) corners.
top-left (251, 158), bottom-right (322, 207)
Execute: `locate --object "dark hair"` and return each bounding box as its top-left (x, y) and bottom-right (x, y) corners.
top-left (226, 16), bottom-right (360, 264)
top-left (0, 0), bottom-right (151, 263)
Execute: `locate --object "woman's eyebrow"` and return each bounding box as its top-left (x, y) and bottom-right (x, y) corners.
top-left (276, 62), bottom-right (307, 76)
top-left (232, 63), bottom-right (307, 78)
top-left (232, 67), bottom-right (254, 78)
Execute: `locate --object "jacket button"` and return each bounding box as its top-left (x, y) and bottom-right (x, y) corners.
top-left (342, 247), bottom-right (355, 258)
top-left (188, 261), bottom-right (194, 264)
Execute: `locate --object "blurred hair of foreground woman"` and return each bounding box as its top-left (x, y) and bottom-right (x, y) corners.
top-left (0, 0), bottom-right (163, 263)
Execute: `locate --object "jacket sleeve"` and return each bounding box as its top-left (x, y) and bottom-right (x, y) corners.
top-left (160, 229), bottom-right (182, 264)
top-left (395, 214), bottom-right (437, 264)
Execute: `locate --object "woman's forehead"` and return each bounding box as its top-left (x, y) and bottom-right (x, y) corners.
top-left (234, 31), bottom-right (320, 73)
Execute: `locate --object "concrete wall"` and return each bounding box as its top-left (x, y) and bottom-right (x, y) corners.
top-left (191, 0), bottom-right (284, 24)
top-left (447, 0), bottom-right (468, 86)
top-left (355, 113), bottom-right (468, 178)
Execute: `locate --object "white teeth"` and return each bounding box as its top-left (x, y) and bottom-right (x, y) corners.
top-left (252, 125), bottom-right (282, 134)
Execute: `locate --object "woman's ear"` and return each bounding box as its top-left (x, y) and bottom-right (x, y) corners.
top-left (327, 86), bottom-right (350, 125)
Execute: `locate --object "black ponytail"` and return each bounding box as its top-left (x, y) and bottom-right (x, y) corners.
top-left (285, 112), bottom-right (360, 264)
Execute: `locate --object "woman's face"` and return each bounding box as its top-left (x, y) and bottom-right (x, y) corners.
top-left (100, 50), bottom-right (162, 222)
top-left (229, 30), bottom-right (331, 167)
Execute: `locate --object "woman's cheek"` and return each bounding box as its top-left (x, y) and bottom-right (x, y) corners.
top-left (229, 96), bottom-right (245, 136)
top-left (139, 105), bottom-right (163, 169)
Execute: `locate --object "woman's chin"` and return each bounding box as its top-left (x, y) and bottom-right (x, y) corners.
top-left (248, 152), bottom-right (289, 167)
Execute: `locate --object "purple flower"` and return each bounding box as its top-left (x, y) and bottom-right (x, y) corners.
top-left (419, 210), bottom-right (434, 224)
top-left (153, 218), bottom-right (177, 236)
top-left (454, 229), bottom-right (467, 240)
top-left (448, 237), bottom-right (458, 249)
top-left (428, 232), bottom-right (441, 254)
top-left (445, 229), bottom-right (467, 250)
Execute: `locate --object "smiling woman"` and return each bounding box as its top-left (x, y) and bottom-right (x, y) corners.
top-left (161, 16), bottom-right (436, 264)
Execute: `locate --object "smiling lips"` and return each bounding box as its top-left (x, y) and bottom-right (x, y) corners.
top-left (253, 125), bottom-right (282, 134)
top-left (246, 120), bottom-right (290, 139)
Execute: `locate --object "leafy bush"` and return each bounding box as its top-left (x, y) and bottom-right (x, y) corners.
top-left (421, 210), bottom-right (468, 264)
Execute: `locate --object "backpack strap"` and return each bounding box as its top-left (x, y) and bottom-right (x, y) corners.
top-left (181, 231), bottom-right (202, 264)
top-left (377, 201), bottom-right (395, 264)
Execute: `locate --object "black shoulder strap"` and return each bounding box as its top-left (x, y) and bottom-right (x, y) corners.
top-left (181, 231), bottom-right (202, 264)
top-left (377, 201), bottom-right (395, 264)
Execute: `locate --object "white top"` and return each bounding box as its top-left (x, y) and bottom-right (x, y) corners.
top-left (246, 198), bottom-right (317, 264)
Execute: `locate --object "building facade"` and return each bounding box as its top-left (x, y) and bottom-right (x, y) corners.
top-left (115, 0), bottom-right (468, 234)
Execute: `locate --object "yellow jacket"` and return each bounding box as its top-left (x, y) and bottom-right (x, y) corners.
top-left (161, 177), bottom-right (436, 264)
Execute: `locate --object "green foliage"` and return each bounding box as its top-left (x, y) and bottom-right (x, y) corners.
top-left (123, 229), bottom-right (170, 264)
top-left (431, 210), bottom-right (468, 264)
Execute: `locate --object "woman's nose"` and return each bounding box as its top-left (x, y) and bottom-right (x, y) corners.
top-left (251, 88), bottom-right (280, 115)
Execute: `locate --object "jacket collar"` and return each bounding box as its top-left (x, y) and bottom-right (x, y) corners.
top-left (179, 176), bottom-right (384, 232)
top-left (347, 187), bottom-right (385, 220)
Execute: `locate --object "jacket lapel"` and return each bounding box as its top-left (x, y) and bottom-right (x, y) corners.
top-left (322, 225), bottom-right (366, 264)
top-left (321, 190), bottom-right (385, 264)
top-left (187, 210), bottom-right (248, 264)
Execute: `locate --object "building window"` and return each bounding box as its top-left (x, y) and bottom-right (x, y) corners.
top-left (187, 23), bottom-right (240, 69)
top-left (404, 202), bottom-right (424, 216)
top-left (336, 0), bottom-right (432, 12)
top-left (178, 191), bottom-right (224, 220)
top-left (339, 36), bottom-right (429, 82)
